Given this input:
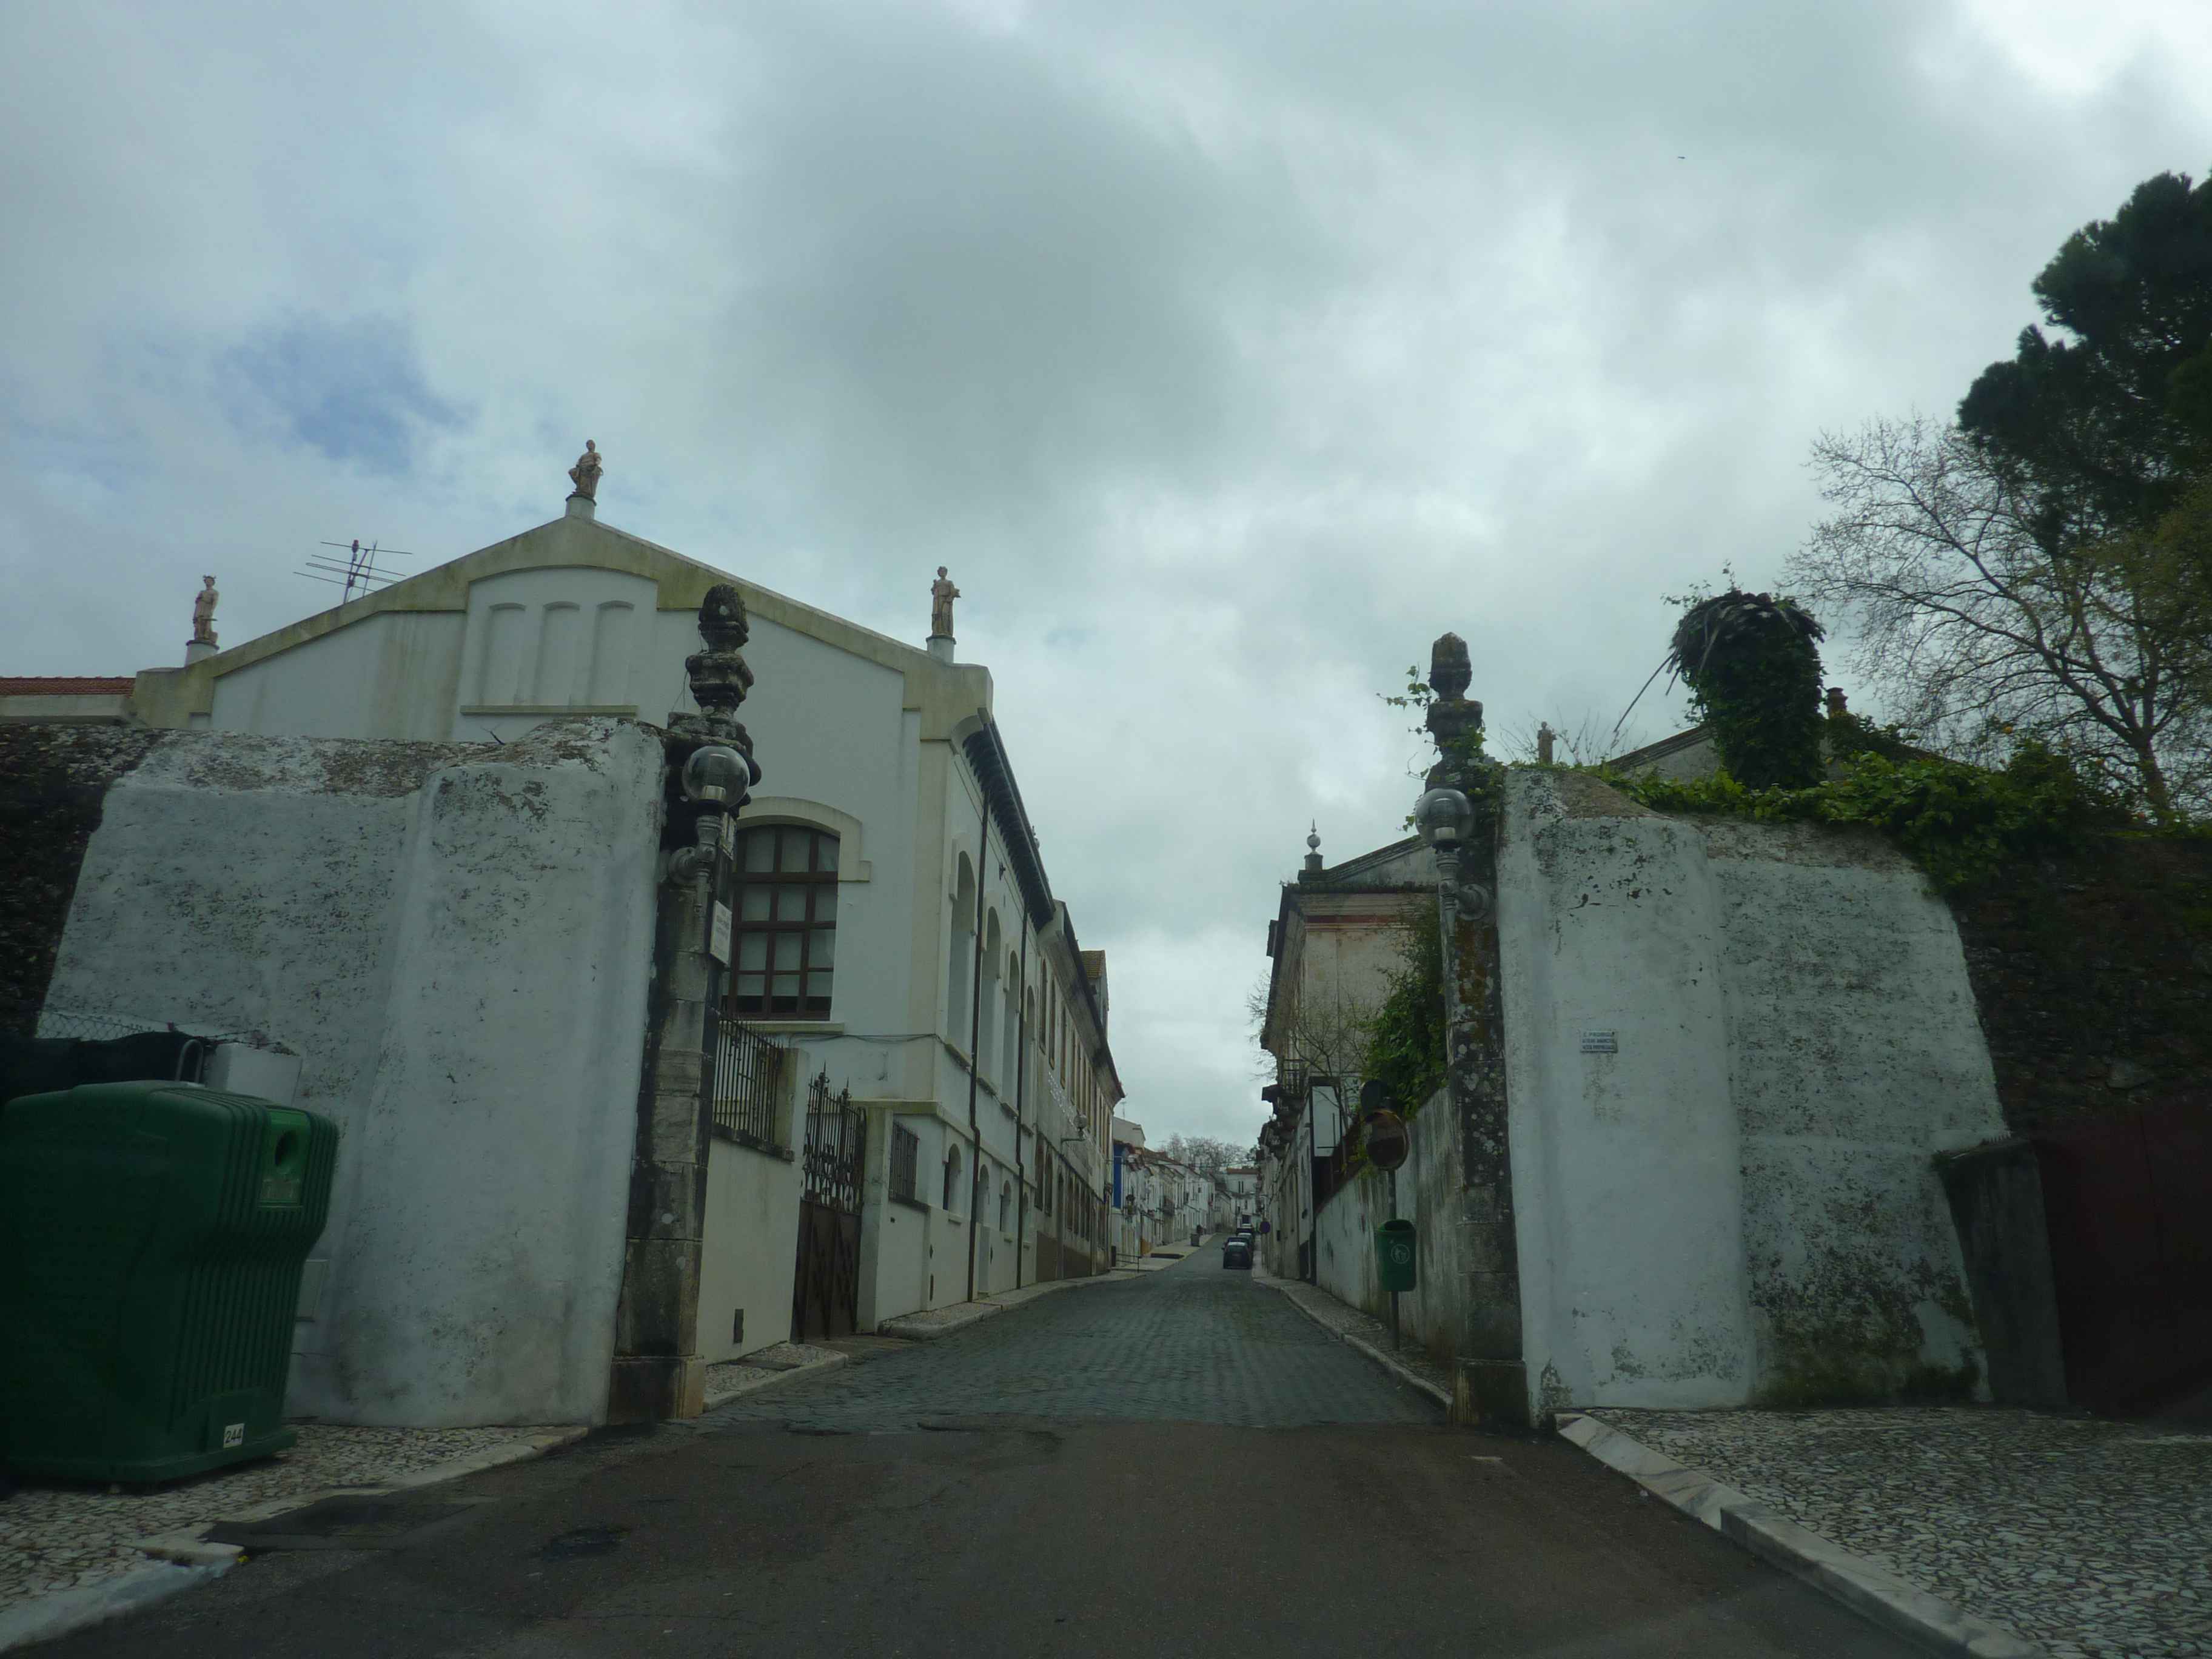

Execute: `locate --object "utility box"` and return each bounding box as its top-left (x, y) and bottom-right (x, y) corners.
top-left (1376, 1219), bottom-right (1418, 1294)
top-left (0, 1081), bottom-right (338, 1483)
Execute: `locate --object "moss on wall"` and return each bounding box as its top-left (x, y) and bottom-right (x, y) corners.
top-left (0, 726), bottom-right (166, 1032)
top-left (1949, 836), bottom-right (2212, 1134)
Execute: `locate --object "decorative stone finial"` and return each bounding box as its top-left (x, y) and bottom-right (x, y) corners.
top-left (930, 565), bottom-right (960, 640)
top-left (1302, 822), bottom-right (1324, 877)
top-left (668, 584), bottom-right (757, 780)
top-left (191, 575), bottom-right (219, 648)
top-left (1423, 630), bottom-right (1485, 789)
top-left (568, 440), bottom-right (603, 503)
top-left (1428, 632), bottom-right (1471, 700)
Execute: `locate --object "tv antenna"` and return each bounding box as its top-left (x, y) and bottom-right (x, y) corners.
top-left (300, 538), bottom-right (415, 606)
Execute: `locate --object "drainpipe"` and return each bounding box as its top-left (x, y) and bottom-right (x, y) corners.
top-left (965, 777), bottom-right (988, 1304)
top-left (1014, 913), bottom-right (1029, 1290)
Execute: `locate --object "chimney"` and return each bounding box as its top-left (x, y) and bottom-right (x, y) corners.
top-left (1825, 687), bottom-right (1848, 717)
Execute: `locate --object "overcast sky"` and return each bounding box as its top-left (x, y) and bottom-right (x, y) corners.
top-left (7, 1), bottom-right (2210, 1148)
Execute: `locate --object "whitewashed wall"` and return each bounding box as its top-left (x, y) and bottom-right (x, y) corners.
top-left (42, 720), bottom-right (662, 1427)
top-left (209, 612), bottom-right (465, 740)
top-left (1496, 770), bottom-right (2001, 1418)
top-left (1312, 1083), bottom-right (1462, 1364)
top-left (699, 1132), bottom-right (803, 1362)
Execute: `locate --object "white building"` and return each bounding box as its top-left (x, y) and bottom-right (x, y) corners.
top-left (1255, 831), bottom-right (1430, 1279)
top-left (27, 488), bottom-right (1124, 1363)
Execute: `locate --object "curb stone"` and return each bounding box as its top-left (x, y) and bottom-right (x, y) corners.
top-left (0, 1562), bottom-right (234, 1655)
top-left (877, 1272), bottom-right (1101, 1341)
top-left (0, 1425), bottom-right (589, 1655)
top-left (703, 1351), bottom-right (853, 1407)
top-left (1555, 1413), bottom-right (2047, 1659)
top-left (1255, 1273), bottom-right (1453, 1410)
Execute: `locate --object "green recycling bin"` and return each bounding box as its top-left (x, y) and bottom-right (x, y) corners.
top-left (1376, 1218), bottom-right (1418, 1293)
top-left (1, 1080), bottom-right (338, 1483)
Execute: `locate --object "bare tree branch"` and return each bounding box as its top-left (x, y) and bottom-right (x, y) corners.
top-left (1785, 417), bottom-right (2211, 819)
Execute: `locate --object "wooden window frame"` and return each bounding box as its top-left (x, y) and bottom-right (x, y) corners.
top-left (729, 825), bottom-right (839, 1019)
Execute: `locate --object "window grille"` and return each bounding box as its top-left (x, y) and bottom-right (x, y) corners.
top-left (708, 1013), bottom-right (784, 1150)
top-left (890, 1122), bottom-right (920, 1204)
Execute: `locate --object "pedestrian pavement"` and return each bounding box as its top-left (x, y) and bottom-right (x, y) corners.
top-left (1580, 1405), bottom-right (2212, 1659)
top-left (0, 1423), bottom-right (583, 1652)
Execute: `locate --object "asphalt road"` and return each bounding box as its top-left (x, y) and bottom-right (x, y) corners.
top-left (33, 1254), bottom-right (1923, 1657)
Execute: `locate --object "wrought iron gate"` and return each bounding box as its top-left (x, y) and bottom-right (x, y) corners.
top-left (791, 1071), bottom-right (865, 1342)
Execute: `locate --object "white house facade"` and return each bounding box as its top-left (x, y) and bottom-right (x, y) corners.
top-left (46, 493), bottom-right (1124, 1369)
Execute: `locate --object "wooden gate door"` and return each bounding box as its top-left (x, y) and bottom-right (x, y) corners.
top-left (791, 1073), bottom-right (865, 1344)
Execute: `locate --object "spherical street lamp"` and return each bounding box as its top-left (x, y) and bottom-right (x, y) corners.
top-left (680, 743), bottom-right (751, 809)
top-left (1414, 785), bottom-right (1475, 848)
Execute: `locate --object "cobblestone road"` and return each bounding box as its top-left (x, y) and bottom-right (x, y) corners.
top-left (712, 1253), bottom-right (1441, 1431)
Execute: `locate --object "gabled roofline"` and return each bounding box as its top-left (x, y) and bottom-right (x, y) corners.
top-left (129, 510), bottom-right (992, 730)
top-left (1606, 725), bottom-right (1711, 770)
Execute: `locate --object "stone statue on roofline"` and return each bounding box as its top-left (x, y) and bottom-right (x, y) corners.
top-left (930, 566), bottom-right (960, 638)
top-left (192, 575), bottom-right (219, 646)
top-left (568, 440), bottom-right (603, 501)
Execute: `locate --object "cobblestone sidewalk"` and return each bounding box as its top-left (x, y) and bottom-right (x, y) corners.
top-left (1252, 1266), bottom-right (1456, 1406)
top-left (1584, 1406), bottom-right (2212, 1659)
top-left (1, 1424), bottom-right (572, 1618)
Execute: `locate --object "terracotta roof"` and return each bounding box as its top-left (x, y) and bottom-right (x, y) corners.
top-left (0, 677), bottom-right (135, 695)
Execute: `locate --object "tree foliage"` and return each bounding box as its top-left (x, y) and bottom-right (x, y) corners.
top-left (1663, 587), bottom-right (1828, 789)
top-left (1787, 417), bottom-right (2211, 822)
top-left (1959, 169), bottom-right (2212, 554)
top-left (1156, 1134), bottom-right (1248, 1182)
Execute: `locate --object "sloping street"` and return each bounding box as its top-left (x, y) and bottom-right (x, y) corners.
top-left (29, 1257), bottom-right (1920, 1658)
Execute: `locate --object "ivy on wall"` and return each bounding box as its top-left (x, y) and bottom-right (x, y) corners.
top-left (1607, 730), bottom-right (2146, 891)
top-left (1360, 900), bottom-right (1445, 1118)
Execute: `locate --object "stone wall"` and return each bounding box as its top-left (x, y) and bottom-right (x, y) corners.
top-left (35, 720), bottom-right (662, 1427)
top-left (1948, 839), bottom-right (2212, 1134)
top-left (1496, 769), bottom-right (2004, 1416)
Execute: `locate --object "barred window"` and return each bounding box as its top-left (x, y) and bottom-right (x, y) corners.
top-left (730, 826), bottom-right (838, 1017)
top-left (890, 1124), bottom-right (920, 1204)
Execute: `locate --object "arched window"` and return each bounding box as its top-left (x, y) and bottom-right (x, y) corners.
top-left (730, 826), bottom-right (838, 1017)
top-left (999, 1179), bottom-right (1011, 1232)
top-left (947, 856), bottom-right (975, 1042)
top-left (943, 1142), bottom-right (964, 1213)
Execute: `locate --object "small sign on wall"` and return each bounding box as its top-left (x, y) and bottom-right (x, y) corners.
top-left (1580, 1029), bottom-right (1618, 1054)
top-left (710, 900), bottom-right (732, 965)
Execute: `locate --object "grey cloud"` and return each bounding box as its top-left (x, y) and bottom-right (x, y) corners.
top-left (4, 0), bottom-right (2208, 1141)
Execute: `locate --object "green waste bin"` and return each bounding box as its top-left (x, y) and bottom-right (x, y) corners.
top-left (1376, 1219), bottom-right (1418, 1293)
top-left (1, 1081), bottom-right (338, 1483)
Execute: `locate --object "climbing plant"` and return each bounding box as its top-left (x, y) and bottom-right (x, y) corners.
top-left (1360, 900), bottom-right (1445, 1118)
top-left (1608, 737), bottom-right (2140, 891)
top-left (1664, 588), bottom-right (1829, 789)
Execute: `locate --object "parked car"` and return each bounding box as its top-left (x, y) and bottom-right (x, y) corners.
top-left (1221, 1234), bottom-right (1253, 1269)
